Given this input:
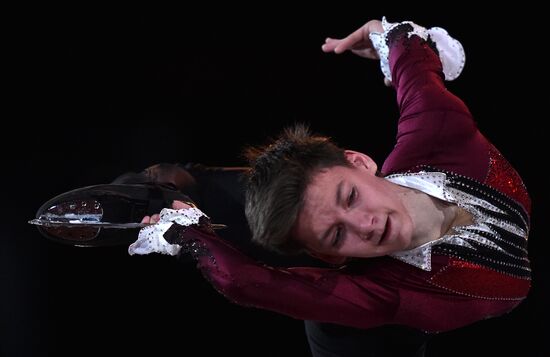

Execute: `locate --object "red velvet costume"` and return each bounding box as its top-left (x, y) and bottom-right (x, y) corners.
top-left (165, 25), bottom-right (531, 333)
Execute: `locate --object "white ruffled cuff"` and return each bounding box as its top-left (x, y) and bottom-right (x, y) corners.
top-left (128, 207), bottom-right (207, 256)
top-left (369, 17), bottom-right (465, 83)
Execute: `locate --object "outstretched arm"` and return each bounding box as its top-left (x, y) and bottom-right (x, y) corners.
top-left (132, 202), bottom-right (519, 332)
top-left (134, 201), bottom-right (397, 330)
top-left (322, 18), bottom-right (488, 179)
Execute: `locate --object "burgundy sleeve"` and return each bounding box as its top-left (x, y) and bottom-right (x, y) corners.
top-left (165, 223), bottom-right (520, 332)
top-left (165, 224), bottom-right (398, 329)
top-left (381, 26), bottom-right (489, 181)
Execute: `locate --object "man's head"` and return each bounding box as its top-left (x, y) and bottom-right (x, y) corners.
top-left (244, 124), bottom-right (349, 256)
top-left (244, 125), bottom-right (413, 264)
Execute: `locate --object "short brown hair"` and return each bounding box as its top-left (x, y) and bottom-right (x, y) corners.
top-left (244, 124), bottom-right (350, 255)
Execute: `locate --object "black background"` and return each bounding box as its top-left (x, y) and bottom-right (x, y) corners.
top-left (2, 6), bottom-right (547, 356)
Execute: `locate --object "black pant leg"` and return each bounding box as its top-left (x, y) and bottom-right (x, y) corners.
top-left (305, 321), bottom-right (430, 357)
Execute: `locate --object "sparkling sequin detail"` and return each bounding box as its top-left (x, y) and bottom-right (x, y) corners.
top-left (485, 144), bottom-right (531, 215)
top-left (430, 258), bottom-right (530, 299)
top-left (369, 17), bottom-right (465, 83)
top-left (179, 238), bottom-right (211, 260)
top-left (386, 169), bottom-right (530, 280)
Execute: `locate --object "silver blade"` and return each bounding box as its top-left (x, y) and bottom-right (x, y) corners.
top-left (28, 219), bottom-right (227, 230)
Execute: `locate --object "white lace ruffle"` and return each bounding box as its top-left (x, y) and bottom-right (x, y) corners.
top-left (128, 207), bottom-right (207, 256)
top-left (369, 17), bottom-right (465, 83)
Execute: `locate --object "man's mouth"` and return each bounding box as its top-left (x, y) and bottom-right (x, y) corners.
top-left (379, 217), bottom-right (391, 245)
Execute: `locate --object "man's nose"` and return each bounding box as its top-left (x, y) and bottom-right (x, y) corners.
top-left (349, 213), bottom-right (376, 239)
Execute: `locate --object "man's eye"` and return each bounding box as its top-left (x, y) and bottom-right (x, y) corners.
top-left (332, 226), bottom-right (343, 247)
top-left (348, 187), bottom-right (356, 206)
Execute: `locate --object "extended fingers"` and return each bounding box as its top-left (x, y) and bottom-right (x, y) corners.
top-left (321, 30), bottom-right (363, 54)
top-left (333, 27), bottom-right (365, 54)
top-left (321, 37), bottom-right (342, 52)
top-left (322, 37), bottom-right (355, 54)
top-left (321, 37), bottom-right (341, 52)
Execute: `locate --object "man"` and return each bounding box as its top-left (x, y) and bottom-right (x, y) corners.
top-left (133, 18), bottom-right (530, 356)
top-left (32, 16), bottom-right (531, 357)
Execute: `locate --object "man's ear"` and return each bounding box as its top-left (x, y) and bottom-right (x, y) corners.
top-left (344, 150), bottom-right (378, 174)
top-left (308, 251), bottom-right (348, 265)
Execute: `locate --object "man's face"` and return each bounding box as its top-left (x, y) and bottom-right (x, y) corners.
top-left (292, 154), bottom-right (413, 262)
